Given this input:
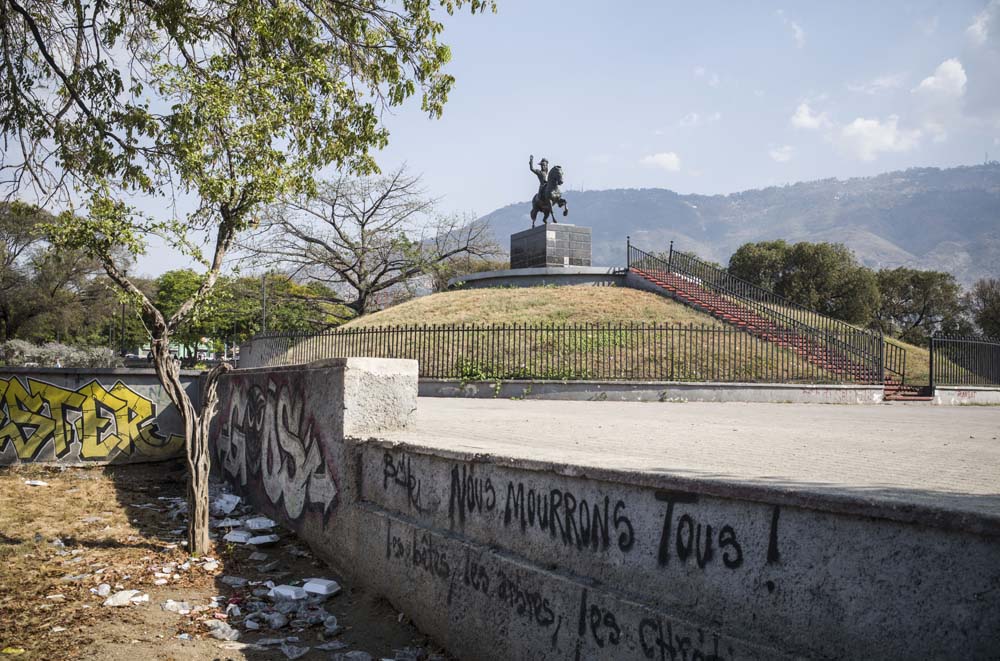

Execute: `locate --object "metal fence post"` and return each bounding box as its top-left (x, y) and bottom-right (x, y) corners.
top-left (878, 331), bottom-right (885, 384)
top-left (929, 335), bottom-right (935, 394)
top-left (626, 235), bottom-right (631, 269)
top-left (667, 240), bottom-right (674, 273)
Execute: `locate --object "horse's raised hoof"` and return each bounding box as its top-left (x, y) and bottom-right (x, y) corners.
top-left (563, 209), bottom-right (568, 216)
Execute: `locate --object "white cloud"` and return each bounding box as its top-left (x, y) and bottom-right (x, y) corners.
top-left (791, 103), bottom-right (832, 130)
top-left (777, 10), bottom-right (806, 48)
top-left (837, 115), bottom-right (921, 161)
top-left (913, 58), bottom-right (967, 99)
top-left (768, 145), bottom-right (795, 163)
top-left (640, 152), bottom-right (681, 172)
top-left (967, 1), bottom-right (999, 45)
top-left (847, 73), bottom-right (906, 95)
top-left (677, 112), bottom-right (722, 128)
top-left (910, 59), bottom-right (967, 142)
top-left (920, 15), bottom-right (939, 36)
top-left (693, 66), bottom-right (720, 87)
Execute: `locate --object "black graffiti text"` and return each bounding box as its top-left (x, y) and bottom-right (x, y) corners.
top-left (639, 616), bottom-right (733, 661)
top-left (655, 491), bottom-right (743, 570)
top-left (494, 568), bottom-right (557, 628)
top-left (448, 463), bottom-right (496, 522)
top-left (503, 482), bottom-right (635, 553)
top-left (383, 451), bottom-right (425, 511)
top-left (577, 588), bottom-right (621, 649)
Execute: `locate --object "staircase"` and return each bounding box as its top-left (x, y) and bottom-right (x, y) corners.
top-left (627, 241), bottom-right (892, 387)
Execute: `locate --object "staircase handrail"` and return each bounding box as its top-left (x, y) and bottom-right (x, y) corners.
top-left (627, 242), bottom-right (884, 382)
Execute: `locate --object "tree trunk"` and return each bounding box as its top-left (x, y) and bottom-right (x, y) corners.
top-left (150, 338), bottom-right (230, 555)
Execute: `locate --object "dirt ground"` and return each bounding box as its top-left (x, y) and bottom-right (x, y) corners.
top-left (0, 462), bottom-right (450, 660)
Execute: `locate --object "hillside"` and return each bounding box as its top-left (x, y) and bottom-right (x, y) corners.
top-left (343, 287), bottom-right (724, 327)
top-left (480, 163), bottom-right (1000, 285)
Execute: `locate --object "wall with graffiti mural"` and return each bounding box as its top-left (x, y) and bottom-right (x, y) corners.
top-left (211, 358), bottom-right (417, 536)
top-left (211, 359), bottom-right (1000, 660)
top-left (0, 368), bottom-right (198, 465)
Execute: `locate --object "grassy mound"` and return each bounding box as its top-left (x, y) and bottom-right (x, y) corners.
top-left (344, 286), bottom-right (724, 328)
top-left (276, 285), bottom-right (932, 386)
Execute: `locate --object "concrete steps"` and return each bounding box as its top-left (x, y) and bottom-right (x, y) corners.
top-left (630, 268), bottom-right (878, 383)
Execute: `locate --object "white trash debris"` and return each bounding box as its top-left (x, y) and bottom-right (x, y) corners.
top-left (223, 530), bottom-right (253, 544)
top-left (335, 652), bottom-right (373, 661)
top-left (317, 640), bottom-right (349, 651)
top-left (212, 518), bottom-right (243, 528)
top-left (263, 612), bottom-right (289, 629)
top-left (280, 642), bottom-right (310, 659)
top-left (103, 590), bottom-right (144, 607)
top-left (211, 493), bottom-right (241, 515)
top-left (205, 620), bottom-right (241, 641)
top-left (248, 551), bottom-right (269, 562)
top-left (95, 583), bottom-right (111, 597)
top-left (153, 578), bottom-right (168, 586)
top-left (303, 578), bottom-right (341, 597)
top-left (24, 479), bottom-right (49, 487)
top-left (244, 516), bottom-right (277, 530)
top-left (270, 584), bottom-right (308, 601)
top-left (248, 534), bottom-right (281, 545)
top-left (220, 575), bottom-right (249, 588)
top-left (217, 642), bottom-right (264, 651)
top-left (161, 600), bottom-right (192, 614)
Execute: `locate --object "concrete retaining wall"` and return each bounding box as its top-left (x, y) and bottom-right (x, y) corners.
top-left (448, 266), bottom-right (626, 289)
top-left (420, 379), bottom-right (886, 404)
top-left (934, 385), bottom-right (1000, 406)
top-left (0, 367), bottom-right (199, 465)
top-left (211, 360), bottom-right (1000, 660)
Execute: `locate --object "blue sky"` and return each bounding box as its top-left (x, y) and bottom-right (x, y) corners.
top-left (138, 0), bottom-right (1000, 275)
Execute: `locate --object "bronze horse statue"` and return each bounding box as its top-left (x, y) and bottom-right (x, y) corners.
top-left (530, 163), bottom-right (568, 227)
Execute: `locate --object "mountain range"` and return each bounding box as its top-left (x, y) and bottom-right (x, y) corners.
top-left (479, 163), bottom-right (1000, 285)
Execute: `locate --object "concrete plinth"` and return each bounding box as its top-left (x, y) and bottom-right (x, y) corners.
top-left (510, 224), bottom-right (591, 268)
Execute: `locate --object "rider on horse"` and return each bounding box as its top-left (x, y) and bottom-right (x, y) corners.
top-left (529, 155), bottom-right (549, 201)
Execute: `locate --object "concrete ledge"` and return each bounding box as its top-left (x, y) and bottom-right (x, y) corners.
top-left (211, 362), bottom-right (1000, 659)
top-left (934, 385), bottom-right (1000, 405)
top-left (419, 378), bottom-right (885, 404)
top-left (448, 266), bottom-right (626, 289)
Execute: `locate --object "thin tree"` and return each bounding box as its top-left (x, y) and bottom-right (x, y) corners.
top-left (2, 0), bottom-right (494, 553)
top-left (245, 166), bottom-right (499, 316)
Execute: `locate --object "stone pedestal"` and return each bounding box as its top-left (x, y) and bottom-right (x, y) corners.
top-left (510, 224), bottom-right (591, 269)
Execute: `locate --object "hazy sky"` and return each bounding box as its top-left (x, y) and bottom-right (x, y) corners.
top-left (137, 0), bottom-right (1000, 275)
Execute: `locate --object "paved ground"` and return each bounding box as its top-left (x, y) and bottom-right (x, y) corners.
top-left (383, 399), bottom-right (1000, 524)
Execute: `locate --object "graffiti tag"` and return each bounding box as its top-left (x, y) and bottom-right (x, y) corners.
top-left (0, 376), bottom-right (184, 462)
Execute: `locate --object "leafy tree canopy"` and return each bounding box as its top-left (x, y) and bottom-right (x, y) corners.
top-left (875, 267), bottom-right (970, 344)
top-left (967, 278), bottom-right (1000, 338)
top-left (727, 240), bottom-right (879, 325)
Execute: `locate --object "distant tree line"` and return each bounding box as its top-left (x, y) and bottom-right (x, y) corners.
top-left (1, 166), bottom-right (500, 359)
top-left (727, 240), bottom-right (999, 344)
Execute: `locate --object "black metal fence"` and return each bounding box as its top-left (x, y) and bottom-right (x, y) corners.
top-left (930, 335), bottom-right (1000, 388)
top-left (627, 241), bottom-right (892, 383)
top-left (240, 322), bottom-right (882, 384)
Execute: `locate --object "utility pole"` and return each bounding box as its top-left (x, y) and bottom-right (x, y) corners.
top-left (261, 273), bottom-right (267, 334)
top-left (120, 301), bottom-right (126, 356)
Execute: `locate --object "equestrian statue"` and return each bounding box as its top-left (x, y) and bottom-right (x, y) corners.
top-left (529, 154), bottom-right (568, 227)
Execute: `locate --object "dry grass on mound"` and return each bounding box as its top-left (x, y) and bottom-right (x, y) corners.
top-left (344, 286), bottom-right (724, 328)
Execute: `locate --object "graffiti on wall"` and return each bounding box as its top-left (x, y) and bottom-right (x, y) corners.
top-left (217, 376), bottom-right (338, 520)
top-left (0, 376), bottom-right (185, 462)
